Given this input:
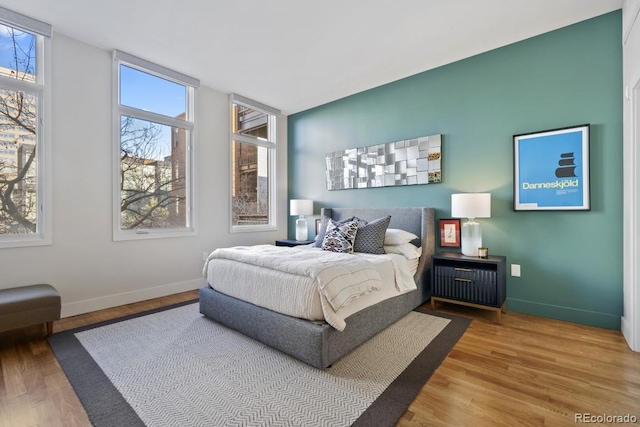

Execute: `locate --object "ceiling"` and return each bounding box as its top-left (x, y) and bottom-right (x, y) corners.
top-left (0, 0), bottom-right (623, 115)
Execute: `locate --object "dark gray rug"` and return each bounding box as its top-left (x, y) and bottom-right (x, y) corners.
top-left (49, 300), bottom-right (469, 427)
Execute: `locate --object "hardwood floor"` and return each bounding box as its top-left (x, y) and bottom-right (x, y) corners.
top-left (1, 291), bottom-right (638, 427)
top-left (401, 304), bottom-right (640, 427)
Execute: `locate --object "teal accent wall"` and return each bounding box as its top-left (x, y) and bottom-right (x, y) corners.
top-left (287, 11), bottom-right (623, 329)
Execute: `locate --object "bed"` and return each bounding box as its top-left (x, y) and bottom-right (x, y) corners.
top-left (199, 207), bottom-right (436, 369)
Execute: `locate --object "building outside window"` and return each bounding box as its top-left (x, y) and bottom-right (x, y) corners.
top-left (113, 50), bottom-right (199, 240)
top-left (230, 94), bottom-right (279, 231)
top-left (0, 7), bottom-right (51, 248)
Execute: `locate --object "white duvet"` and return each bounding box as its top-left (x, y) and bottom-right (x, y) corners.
top-left (203, 245), bottom-right (417, 331)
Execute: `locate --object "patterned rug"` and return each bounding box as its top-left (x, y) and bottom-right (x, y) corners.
top-left (49, 301), bottom-right (470, 427)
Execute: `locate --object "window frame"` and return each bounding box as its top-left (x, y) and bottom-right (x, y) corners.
top-left (229, 94), bottom-right (279, 233)
top-left (0, 7), bottom-right (52, 249)
top-left (112, 50), bottom-right (199, 241)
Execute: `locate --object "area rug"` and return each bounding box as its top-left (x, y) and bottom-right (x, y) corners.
top-left (49, 300), bottom-right (470, 427)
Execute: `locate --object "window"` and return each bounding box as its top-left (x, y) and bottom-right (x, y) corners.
top-left (0, 7), bottom-right (51, 248)
top-left (230, 94), bottom-right (279, 232)
top-left (113, 50), bottom-right (199, 240)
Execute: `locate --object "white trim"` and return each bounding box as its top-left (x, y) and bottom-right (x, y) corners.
top-left (232, 133), bottom-right (276, 149)
top-left (0, 75), bottom-right (43, 92)
top-left (633, 82), bottom-right (639, 351)
top-left (624, 0), bottom-right (640, 45)
top-left (114, 228), bottom-right (196, 241)
top-left (188, 88), bottom-right (198, 237)
top-left (0, 85), bottom-right (47, 249)
top-left (0, 5), bottom-right (51, 38)
top-left (231, 93), bottom-right (281, 116)
top-left (111, 55), bottom-right (121, 240)
top-left (267, 113), bottom-right (278, 229)
top-left (623, 80), bottom-right (640, 351)
top-left (230, 223), bottom-right (278, 233)
top-left (60, 278), bottom-right (204, 318)
top-left (623, 0), bottom-right (640, 352)
top-left (112, 51), bottom-right (197, 241)
top-left (229, 95), bottom-right (278, 233)
top-left (0, 23), bottom-right (51, 249)
top-left (113, 50), bottom-right (199, 89)
top-left (40, 35), bottom-right (52, 246)
top-left (119, 105), bottom-right (195, 130)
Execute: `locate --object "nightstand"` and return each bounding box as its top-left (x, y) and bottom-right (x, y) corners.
top-left (431, 252), bottom-right (507, 323)
top-left (275, 239), bottom-right (314, 247)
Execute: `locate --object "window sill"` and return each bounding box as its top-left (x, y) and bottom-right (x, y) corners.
top-left (113, 228), bottom-right (197, 241)
top-left (230, 224), bottom-right (277, 234)
top-left (0, 235), bottom-right (52, 249)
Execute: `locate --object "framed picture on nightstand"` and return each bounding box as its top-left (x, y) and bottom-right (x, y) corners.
top-left (439, 218), bottom-right (460, 248)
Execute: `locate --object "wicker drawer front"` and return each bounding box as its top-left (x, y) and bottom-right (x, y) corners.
top-left (434, 266), bottom-right (498, 306)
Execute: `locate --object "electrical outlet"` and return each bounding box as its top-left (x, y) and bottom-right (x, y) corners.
top-left (511, 264), bottom-right (521, 277)
top-left (202, 252), bottom-right (209, 261)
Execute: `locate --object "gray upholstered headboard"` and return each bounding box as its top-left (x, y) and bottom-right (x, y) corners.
top-left (319, 207), bottom-right (436, 285)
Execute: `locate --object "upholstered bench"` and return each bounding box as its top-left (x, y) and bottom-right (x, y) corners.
top-left (0, 284), bottom-right (61, 336)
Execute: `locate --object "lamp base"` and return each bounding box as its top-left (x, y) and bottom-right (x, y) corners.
top-left (461, 220), bottom-right (482, 256)
top-left (295, 217), bottom-right (308, 241)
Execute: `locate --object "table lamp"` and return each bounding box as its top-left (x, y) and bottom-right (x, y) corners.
top-left (290, 199), bottom-right (313, 241)
top-left (451, 193), bottom-right (491, 256)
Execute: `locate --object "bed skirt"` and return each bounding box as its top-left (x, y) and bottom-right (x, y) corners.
top-left (198, 271), bottom-right (431, 369)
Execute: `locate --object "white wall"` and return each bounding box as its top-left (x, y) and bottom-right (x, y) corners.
top-left (0, 32), bottom-right (288, 317)
top-left (623, 0), bottom-right (640, 351)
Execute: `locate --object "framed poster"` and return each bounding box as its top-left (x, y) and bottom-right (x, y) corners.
top-left (439, 218), bottom-right (461, 247)
top-left (513, 124), bottom-right (590, 211)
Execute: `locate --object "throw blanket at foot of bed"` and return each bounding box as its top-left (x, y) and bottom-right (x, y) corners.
top-left (204, 245), bottom-right (411, 331)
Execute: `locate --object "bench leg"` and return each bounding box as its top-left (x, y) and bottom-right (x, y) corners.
top-left (46, 321), bottom-right (53, 337)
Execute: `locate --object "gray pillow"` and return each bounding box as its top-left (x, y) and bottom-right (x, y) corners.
top-left (353, 216), bottom-right (391, 254)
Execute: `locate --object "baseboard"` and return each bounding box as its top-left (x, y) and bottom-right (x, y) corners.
top-left (61, 278), bottom-right (205, 318)
top-left (506, 298), bottom-right (621, 330)
top-left (621, 316), bottom-right (632, 347)
top-left (621, 316), bottom-right (639, 351)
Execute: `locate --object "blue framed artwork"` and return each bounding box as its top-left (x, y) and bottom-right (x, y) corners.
top-left (513, 124), bottom-right (590, 211)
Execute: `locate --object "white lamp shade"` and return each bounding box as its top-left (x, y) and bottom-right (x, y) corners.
top-left (451, 193), bottom-right (491, 219)
top-left (290, 199), bottom-right (313, 216)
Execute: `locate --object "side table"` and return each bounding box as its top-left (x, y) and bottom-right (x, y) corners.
top-left (431, 252), bottom-right (507, 323)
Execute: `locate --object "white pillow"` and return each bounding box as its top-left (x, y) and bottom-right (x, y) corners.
top-left (384, 228), bottom-right (419, 246)
top-left (384, 243), bottom-right (422, 260)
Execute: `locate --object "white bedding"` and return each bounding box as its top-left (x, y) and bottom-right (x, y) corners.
top-left (203, 245), bottom-right (418, 331)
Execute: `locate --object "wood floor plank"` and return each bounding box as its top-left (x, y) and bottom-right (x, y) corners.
top-left (406, 304), bottom-right (640, 426)
top-left (0, 290), bottom-right (639, 427)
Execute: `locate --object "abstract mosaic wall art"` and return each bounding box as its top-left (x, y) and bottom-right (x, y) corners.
top-left (325, 134), bottom-right (442, 190)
